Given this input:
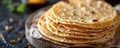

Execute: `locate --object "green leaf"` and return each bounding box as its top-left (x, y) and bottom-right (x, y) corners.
top-left (8, 3), bottom-right (14, 12)
top-left (2, 0), bottom-right (14, 12)
top-left (17, 3), bottom-right (26, 13)
top-left (2, 0), bottom-right (9, 4)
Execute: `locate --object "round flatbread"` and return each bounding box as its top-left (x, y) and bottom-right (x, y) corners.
top-left (38, 15), bottom-right (115, 44)
top-left (47, 10), bottom-right (119, 32)
top-left (50, 1), bottom-right (118, 28)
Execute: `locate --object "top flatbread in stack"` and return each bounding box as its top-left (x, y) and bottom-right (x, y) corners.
top-left (50, 0), bottom-right (118, 28)
top-left (38, 0), bottom-right (120, 47)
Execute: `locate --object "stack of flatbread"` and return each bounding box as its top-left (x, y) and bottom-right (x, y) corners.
top-left (38, 0), bottom-right (120, 47)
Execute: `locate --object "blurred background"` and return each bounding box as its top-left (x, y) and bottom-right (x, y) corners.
top-left (0, 0), bottom-right (120, 48)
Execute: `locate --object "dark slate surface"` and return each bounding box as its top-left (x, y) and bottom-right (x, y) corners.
top-left (0, 0), bottom-right (60, 48)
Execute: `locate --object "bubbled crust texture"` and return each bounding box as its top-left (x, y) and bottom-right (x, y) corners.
top-left (51, 1), bottom-right (118, 28)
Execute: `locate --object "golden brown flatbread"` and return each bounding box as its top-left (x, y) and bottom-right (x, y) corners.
top-left (50, 1), bottom-right (118, 28)
top-left (38, 14), bottom-right (115, 44)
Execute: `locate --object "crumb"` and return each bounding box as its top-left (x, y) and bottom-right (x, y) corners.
top-left (19, 31), bottom-right (23, 34)
top-left (5, 26), bottom-right (13, 30)
top-left (9, 18), bottom-right (13, 22)
top-left (17, 37), bottom-right (20, 41)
